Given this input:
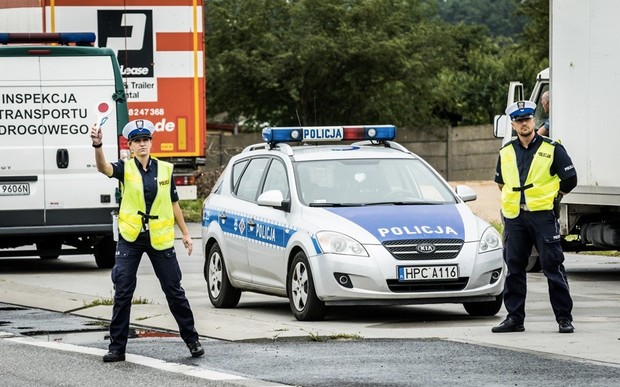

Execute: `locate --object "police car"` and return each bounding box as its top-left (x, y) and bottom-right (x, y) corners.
top-left (201, 125), bottom-right (504, 321)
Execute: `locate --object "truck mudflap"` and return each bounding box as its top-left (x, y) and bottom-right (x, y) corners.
top-left (581, 221), bottom-right (620, 249)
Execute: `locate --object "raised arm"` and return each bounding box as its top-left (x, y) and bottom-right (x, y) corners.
top-left (90, 124), bottom-right (114, 177)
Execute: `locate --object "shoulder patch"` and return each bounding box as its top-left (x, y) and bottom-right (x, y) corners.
top-left (541, 136), bottom-right (557, 146)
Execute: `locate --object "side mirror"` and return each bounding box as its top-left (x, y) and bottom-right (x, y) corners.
top-left (257, 190), bottom-right (291, 212)
top-left (493, 114), bottom-right (509, 139)
top-left (455, 185), bottom-right (477, 203)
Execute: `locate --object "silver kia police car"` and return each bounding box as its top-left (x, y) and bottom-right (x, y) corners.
top-left (201, 125), bottom-right (504, 321)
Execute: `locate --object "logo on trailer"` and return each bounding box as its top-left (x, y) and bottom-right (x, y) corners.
top-left (97, 10), bottom-right (154, 78)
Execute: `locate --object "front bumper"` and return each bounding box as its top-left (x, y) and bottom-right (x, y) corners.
top-left (309, 242), bottom-right (504, 305)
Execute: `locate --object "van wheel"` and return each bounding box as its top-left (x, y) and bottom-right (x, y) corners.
top-left (287, 252), bottom-right (326, 321)
top-left (36, 241), bottom-right (61, 260)
top-left (205, 243), bottom-right (241, 308)
top-left (463, 294), bottom-right (503, 316)
top-left (94, 236), bottom-right (116, 269)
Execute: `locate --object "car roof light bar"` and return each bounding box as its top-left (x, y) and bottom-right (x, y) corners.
top-left (262, 125), bottom-right (397, 145)
top-left (0, 32), bottom-right (96, 46)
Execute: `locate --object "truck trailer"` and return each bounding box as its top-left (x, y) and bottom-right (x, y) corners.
top-left (494, 0), bottom-right (620, 254)
top-left (0, 0), bottom-right (206, 200)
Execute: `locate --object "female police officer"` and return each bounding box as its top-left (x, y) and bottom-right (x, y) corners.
top-left (91, 119), bottom-right (204, 362)
top-left (492, 101), bottom-right (577, 334)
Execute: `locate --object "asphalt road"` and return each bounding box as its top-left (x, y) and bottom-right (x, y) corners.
top-left (3, 303), bottom-right (620, 387)
top-left (1, 180), bottom-right (620, 385)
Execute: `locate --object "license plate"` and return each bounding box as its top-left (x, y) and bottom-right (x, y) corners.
top-left (0, 183), bottom-right (30, 196)
top-left (398, 265), bottom-right (458, 281)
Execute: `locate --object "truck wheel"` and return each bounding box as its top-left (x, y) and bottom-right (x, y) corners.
top-left (205, 242), bottom-right (241, 308)
top-left (463, 294), bottom-right (503, 316)
top-left (94, 236), bottom-right (116, 269)
top-left (36, 241), bottom-right (61, 260)
top-left (287, 252), bottom-right (326, 321)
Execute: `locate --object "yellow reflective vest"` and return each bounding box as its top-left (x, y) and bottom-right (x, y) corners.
top-left (118, 158), bottom-right (175, 250)
top-left (499, 139), bottom-right (560, 219)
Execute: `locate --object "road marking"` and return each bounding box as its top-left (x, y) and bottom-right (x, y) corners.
top-left (4, 335), bottom-right (289, 386)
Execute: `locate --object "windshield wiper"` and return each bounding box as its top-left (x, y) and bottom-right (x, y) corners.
top-left (364, 201), bottom-right (441, 206)
top-left (308, 202), bottom-right (361, 207)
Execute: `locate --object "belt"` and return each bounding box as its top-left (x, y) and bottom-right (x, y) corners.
top-left (137, 211), bottom-right (157, 232)
top-left (512, 183), bottom-right (534, 192)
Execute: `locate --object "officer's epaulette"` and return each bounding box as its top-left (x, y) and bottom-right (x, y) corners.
top-left (500, 138), bottom-right (518, 150)
top-left (541, 136), bottom-right (557, 146)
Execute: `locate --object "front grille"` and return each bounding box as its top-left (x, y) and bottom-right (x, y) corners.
top-left (382, 238), bottom-right (464, 260)
top-left (386, 278), bottom-right (469, 292)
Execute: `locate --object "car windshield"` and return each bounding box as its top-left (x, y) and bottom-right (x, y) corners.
top-left (294, 158), bottom-right (457, 206)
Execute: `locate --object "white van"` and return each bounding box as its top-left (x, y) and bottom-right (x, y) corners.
top-left (0, 32), bottom-right (128, 268)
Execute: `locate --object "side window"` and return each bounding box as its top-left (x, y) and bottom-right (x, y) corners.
top-left (235, 158), bottom-right (269, 201)
top-left (231, 159), bottom-right (249, 192)
top-left (534, 84), bottom-right (550, 130)
top-left (262, 159), bottom-right (289, 199)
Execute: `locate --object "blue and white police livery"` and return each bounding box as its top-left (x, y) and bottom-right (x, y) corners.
top-left (201, 125), bottom-right (504, 321)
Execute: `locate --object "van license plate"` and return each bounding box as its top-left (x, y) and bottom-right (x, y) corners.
top-left (398, 265), bottom-right (458, 281)
top-left (0, 183), bottom-right (30, 196)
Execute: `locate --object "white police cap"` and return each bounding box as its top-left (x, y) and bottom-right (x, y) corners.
top-left (122, 119), bottom-right (155, 141)
top-left (506, 100), bottom-right (536, 121)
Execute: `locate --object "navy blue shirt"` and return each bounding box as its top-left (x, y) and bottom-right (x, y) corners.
top-left (495, 135), bottom-right (577, 202)
top-left (110, 157), bottom-right (179, 213)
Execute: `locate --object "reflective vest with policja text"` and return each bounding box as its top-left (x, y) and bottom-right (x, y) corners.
top-left (499, 140), bottom-right (560, 219)
top-left (118, 159), bottom-right (175, 249)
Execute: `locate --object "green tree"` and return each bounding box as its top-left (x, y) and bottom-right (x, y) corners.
top-left (437, 0), bottom-right (526, 38)
top-left (516, 0), bottom-right (549, 65)
top-left (205, 0), bottom-right (547, 129)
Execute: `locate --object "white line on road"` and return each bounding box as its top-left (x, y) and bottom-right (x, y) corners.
top-left (4, 334), bottom-right (290, 386)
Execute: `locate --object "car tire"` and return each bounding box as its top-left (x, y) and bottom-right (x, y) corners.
top-left (36, 240), bottom-right (61, 260)
top-left (463, 294), bottom-right (503, 316)
top-left (94, 236), bottom-right (116, 269)
top-left (205, 242), bottom-right (241, 308)
top-left (287, 251), bottom-right (326, 321)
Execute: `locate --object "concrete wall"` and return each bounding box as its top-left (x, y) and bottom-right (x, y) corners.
top-left (203, 125), bottom-right (501, 188)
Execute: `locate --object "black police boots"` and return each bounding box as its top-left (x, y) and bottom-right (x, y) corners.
top-left (491, 317), bottom-right (525, 333)
top-left (187, 341), bottom-right (205, 358)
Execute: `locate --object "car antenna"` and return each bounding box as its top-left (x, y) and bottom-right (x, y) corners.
top-left (295, 109), bottom-right (302, 127)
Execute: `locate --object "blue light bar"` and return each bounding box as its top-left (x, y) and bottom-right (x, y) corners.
top-left (262, 125), bottom-right (396, 144)
top-left (0, 32), bottom-right (96, 46)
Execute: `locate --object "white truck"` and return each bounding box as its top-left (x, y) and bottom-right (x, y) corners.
top-left (0, 32), bottom-right (129, 268)
top-left (494, 0), bottom-right (620, 255)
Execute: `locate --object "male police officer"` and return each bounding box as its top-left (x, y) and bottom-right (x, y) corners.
top-left (91, 119), bottom-right (204, 361)
top-left (493, 101), bottom-right (577, 334)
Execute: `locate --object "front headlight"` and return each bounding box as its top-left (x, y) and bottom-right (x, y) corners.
top-left (316, 231), bottom-right (369, 257)
top-left (479, 226), bottom-right (502, 253)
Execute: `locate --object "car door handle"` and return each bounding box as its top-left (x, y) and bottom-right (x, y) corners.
top-left (247, 219), bottom-right (256, 227)
top-left (218, 212), bottom-right (227, 220)
top-left (56, 148), bottom-right (69, 169)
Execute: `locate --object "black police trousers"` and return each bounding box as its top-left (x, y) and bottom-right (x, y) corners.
top-left (108, 232), bottom-right (199, 353)
top-left (503, 209), bottom-right (573, 324)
